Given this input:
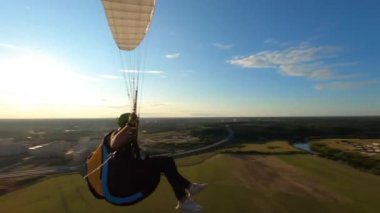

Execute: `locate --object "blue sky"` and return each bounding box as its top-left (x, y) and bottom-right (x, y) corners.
top-left (0, 0), bottom-right (379, 118)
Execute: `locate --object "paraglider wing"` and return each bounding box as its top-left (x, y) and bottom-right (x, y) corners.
top-left (102, 0), bottom-right (156, 51)
top-left (84, 1), bottom-right (159, 206)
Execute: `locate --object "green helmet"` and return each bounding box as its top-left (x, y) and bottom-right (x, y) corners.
top-left (117, 113), bottom-right (130, 127)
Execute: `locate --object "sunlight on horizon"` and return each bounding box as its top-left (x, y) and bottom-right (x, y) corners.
top-left (0, 52), bottom-right (99, 102)
top-left (0, 52), bottom-right (220, 118)
top-left (0, 51), bottom-right (125, 118)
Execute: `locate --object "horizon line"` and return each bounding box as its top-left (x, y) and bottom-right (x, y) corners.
top-left (0, 115), bottom-right (379, 120)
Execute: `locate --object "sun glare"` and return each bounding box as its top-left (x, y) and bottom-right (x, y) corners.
top-left (0, 52), bottom-right (113, 118)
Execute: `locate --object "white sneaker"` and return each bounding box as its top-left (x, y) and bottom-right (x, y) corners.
top-left (175, 198), bottom-right (202, 213)
top-left (187, 183), bottom-right (208, 197)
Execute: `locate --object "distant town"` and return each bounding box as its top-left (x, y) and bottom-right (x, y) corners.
top-left (338, 140), bottom-right (380, 156)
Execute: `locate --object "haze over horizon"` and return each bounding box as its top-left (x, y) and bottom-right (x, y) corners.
top-left (0, 0), bottom-right (379, 119)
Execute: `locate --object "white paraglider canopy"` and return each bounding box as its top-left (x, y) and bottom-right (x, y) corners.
top-left (102, 0), bottom-right (156, 51)
top-left (102, 0), bottom-right (156, 113)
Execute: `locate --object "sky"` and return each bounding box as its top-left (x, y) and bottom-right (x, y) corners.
top-left (0, 0), bottom-right (379, 118)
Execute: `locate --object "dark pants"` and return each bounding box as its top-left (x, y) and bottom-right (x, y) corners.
top-left (143, 156), bottom-right (191, 200)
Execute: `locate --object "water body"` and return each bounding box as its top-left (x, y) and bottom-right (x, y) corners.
top-left (293, 142), bottom-right (315, 154)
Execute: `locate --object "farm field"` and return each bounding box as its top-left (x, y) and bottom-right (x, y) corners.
top-left (1, 151), bottom-right (380, 213)
top-left (1, 117), bottom-right (380, 212)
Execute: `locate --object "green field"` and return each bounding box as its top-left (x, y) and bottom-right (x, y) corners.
top-left (1, 151), bottom-right (380, 213)
top-left (220, 140), bottom-right (303, 155)
top-left (2, 118), bottom-right (380, 212)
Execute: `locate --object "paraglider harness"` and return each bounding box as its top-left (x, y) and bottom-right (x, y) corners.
top-left (84, 130), bottom-right (160, 205)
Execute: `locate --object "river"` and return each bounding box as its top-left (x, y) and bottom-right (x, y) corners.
top-left (292, 142), bottom-right (316, 154)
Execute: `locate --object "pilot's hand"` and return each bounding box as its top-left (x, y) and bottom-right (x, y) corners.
top-left (128, 113), bottom-right (138, 127)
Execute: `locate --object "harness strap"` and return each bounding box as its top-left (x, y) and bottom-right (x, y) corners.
top-left (83, 150), bottom-right (117, 179)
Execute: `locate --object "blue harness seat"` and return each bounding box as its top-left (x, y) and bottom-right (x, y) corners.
top-left (85, 132), bottom-right (161, 206)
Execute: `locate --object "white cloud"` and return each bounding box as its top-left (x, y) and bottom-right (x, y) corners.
top-left (279, 64), bottom-right (334, 80)
top-left (228, 44), bottom-right (341, 80)
top-left (143, 71), bottom-right (165, 74)
top-left (121, 69), bottom-right (165, 75)
top-left (165, 53), bottom-right (180, 59)
top-left (308, 69), bottom-right (334, 80)
top-left (212, 43), bottom-right (233, 50)
top-left (315, 81), bottom-right (378, 91)
top-left (121, 69), bottom-right (166, 78)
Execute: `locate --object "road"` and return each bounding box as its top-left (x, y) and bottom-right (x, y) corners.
top-left (154, 125), bottom-right (234, 157)
top-left (0, 166), bottom-right (80, 179)
top-left (0, 125), bottom-right (234, 179)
